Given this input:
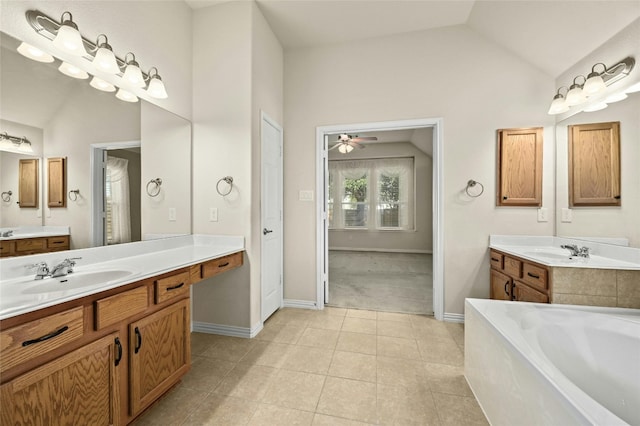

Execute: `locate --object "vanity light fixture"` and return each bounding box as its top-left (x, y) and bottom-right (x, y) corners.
top-left (58, 61), bottom-right (89, 79)
top-left (0, 132), bottom-right (34, 154)
top-left (625, 81), bottom-right (640, 93)
top-left (583, 63), bottom-right (607, 95)
top-left (52, 12), bottom-right (85, 56)
top-left (565, 76), bottom-right (588, 106)
top-left (92, 34), bottom-right (119, 74)
top-left (583, 102), bottom-right (608, 112)
top-left (547, 87), bottom-right (570, 115)
top-left (146, 67), bottom-right (168, 99)
top-left (604, 92), bottom-right (628, 103)
top-left (89, 76), bottom-right (116, 92)
top-left (122, 52), bottom-right (145, 87)
top-left (115, 88), bottom-right (138, 103)
top-left (17, 41), bottom-right (54, 63)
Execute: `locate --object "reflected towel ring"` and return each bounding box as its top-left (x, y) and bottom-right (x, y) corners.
top-left (465, 180), bottom-right (484, 198)
top-left (68, 189), bottom-right (80, 201)
top-left (1, 190), bottom-right (12, 202)
top-left (146, 178), bottom-right (162, 197)
top-left (216, 176), bottom-right (234, 196)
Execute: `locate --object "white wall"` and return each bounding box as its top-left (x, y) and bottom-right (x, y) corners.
top-left (284, 25), bottom-right (555, 315)
top-left (0, 1), bottom-right (193, 120)
top-left (328, 142), bottom-right (432, 252)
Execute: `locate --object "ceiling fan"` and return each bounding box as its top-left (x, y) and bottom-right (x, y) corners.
top-left (329, 134), bottom-right (378, 154)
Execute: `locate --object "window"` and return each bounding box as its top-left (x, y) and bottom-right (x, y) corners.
top-left (329, 158), bottom-right (414, 230)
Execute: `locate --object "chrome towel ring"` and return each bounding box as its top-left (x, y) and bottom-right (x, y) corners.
top-left (465, 180), bottom-right (484, 198)
top-left (216, 176), bottom-right (234, 196)
top-left (68, 189), bottom-right (80, 201)
top-left (146, 178), bottom-right (162, 197)
top-left (1, 190), bottom-right (12, 202)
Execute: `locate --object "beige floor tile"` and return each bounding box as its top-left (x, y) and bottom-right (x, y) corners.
top-left (411, 316), bottom-right (453, 340)
top-left (307, 314), bottom-right (346, 331)
top-left (317, 377), bottom-right (378, 424)
top-left (131, 384), bottom-right (207, 426)
top-left (191, 332), bottom-right (225, 357)
top-left (432, 392), bottom-right (488, 426)
top-left (444, 322), bottom-right (464, 347)
top-left (377, 382), bottom-right (440, 426)
top-left (377, 311), bottom-right (412, 323)
top-left (377, 320), bottom-right (415, 339)
top-left (322, 306), bottom-right (348, 317)
top-left (312, 414), bottom-right (374, 425)
top-left (297, 327), bottom-right (340, 349)
top-left (268, 308), bottom-right (313, 325)
top-left (424, 363), bottom-right (472, 397)
top-left (248, 403), bottom-right (315, 425)
top-left (342, 317), bottom-right (377, 334)
top-left (377, 335), bottom-right (421, 360)
top-left (283, 345), bottom-right (334, 374)
top-left (256, 322), bottom-right (306, 344)
top-left (240, 341), bottom-right (293, 368)
top-left (202, 336), bottom-right (257, 362)
top-left (214, 363), bottom-right (278, 401)
top-left (336, 331), bottom-right (377, 355)
top-left (346, 309), bottom-right (377, 319)
top-left (262, 369), bottom-right (326, 411)
top-left (328, 350), bottom-right (377, 382)
top-left (417, 337), bottom-right (464, 366)
top-left (180, 356), bottom-right (234, 392)
top-left (377, 356), bottom-right (426, 387)
top-left (182, 394), bottom-right (258, 425)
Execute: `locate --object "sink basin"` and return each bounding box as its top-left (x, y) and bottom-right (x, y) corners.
top-left (21, 269), bottom-right (134, 294)
top-left (521, 249), bottom-right (574, 261)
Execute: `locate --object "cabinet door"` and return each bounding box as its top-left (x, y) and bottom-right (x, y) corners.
top-left (497, 127), bottom-right (543, 206)
top-left (0, 333), bottom-right (122, 425)
top-left (490, 269), bottom-right (512, 301)
top-left (514, 281), bottom-right (549, 303)
top-left (18, 158), bottom-right (39, 208)
top-left (568, 121), bottom-right (621, 206)
top-left (129, 299), bottom-right (190, 416)
top-left (47, 157), bottom-right (66, 208)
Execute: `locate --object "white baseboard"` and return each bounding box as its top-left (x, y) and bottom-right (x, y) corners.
top-left (192, 321), bottom-right (263, 338)
top-left (283, 299), bottom-right (319, 309)
top-left (329, 247), bottom-right (432, 254)
top-left (443, 312), bottom-right (465, 323)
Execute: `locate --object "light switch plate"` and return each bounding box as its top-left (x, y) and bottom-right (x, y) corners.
top-left (561, 208), bottom-right (573, 223)
top-left (209, 207), bottom-right (218, 222)
top-left (537, 207), bottom-right (548, 222)
top-left (169, 208), bottom-right (176, 221)
top-left (299, 190), bottom-right (314, 201)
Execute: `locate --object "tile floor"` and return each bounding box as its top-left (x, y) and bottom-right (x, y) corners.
top-left (132, 307), bottom-right (487, 425)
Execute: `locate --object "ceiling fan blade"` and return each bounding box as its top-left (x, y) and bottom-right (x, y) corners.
top-left (351, 141), bottom-right (365, 149)
top-left (328, 144), bottom-right (342, 150)
top-left (350, 136), bottom-right (378, 142)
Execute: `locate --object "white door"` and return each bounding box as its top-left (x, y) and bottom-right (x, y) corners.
top-left (322, 134), bottom-right (329, 304)
top-left (261, 112), bottom-right (283, 321)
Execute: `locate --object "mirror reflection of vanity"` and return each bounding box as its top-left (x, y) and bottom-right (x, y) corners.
top-left (0, 31), bottom-right (192, 253)
top-left (555, 91), bottom-right (640, 248)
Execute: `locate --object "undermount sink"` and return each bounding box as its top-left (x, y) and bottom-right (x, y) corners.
top-left (521, 249), bottom-right (574, 261)
top-left (21, 269), bottom-right (134, 294)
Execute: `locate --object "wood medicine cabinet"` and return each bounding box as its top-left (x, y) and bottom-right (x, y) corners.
top-left (568, 121), bottom-right (621, 207)
top-left (18, 158), bottom-right (38, 208)
top-left (47, 157), bottom-right (66, 208)
top-left (496, 127), bottom-right (543, 206)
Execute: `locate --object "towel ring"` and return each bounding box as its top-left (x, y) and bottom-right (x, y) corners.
top-left (465, 180), bottom-right (484, 198)
top-left (1, 191), bottom-right (12, 202)
top-left (216, 176), bottom-right (234, 196)
top-left (68, 189), bottom-right (80, 201)
top-left (146, 178), bottom-right (162, 197)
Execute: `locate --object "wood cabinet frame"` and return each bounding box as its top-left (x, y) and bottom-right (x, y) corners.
top-left (496, 127), bottom-right (543, 206)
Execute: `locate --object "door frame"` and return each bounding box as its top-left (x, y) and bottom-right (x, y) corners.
top-left (315, 118), bottom-right (444, 320)
top-left (90, 140), bottom-right (141, 247)
top-left (260, 111), bottom-right (284, 321)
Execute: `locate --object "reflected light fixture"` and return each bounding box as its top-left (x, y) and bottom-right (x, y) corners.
top-left (116, 88), bottom-right (138, 103)
top-left (146, 67), bottom-right (168, 99)
top-left (122, 52), bottom-right (145, 87)
top-left (52, 11), bottom-right (85, 56)
top-left (90, 76), bottom-right (116, 92)
top-left (92, 34), bottom-right (119, 74)
top-left (338, 143), bottom-right (354, 154)
top-left (17, 41), bottom-right (54, 63)
top-left (0, 132), bottom-right (34, 154)
top-left (58, 61), bottom-right (89, 79)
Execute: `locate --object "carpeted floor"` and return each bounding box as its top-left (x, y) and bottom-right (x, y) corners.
top-left (327, 251), bottom-right (433, 315)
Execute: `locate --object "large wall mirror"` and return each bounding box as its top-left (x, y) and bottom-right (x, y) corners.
top-left (0, 32), bottom-right (191, 251)
top-left (556, 90), bottom-right (640, 247)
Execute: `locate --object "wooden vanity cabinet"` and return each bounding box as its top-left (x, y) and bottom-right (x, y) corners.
top-left (0, 235), bottom-right (70, 258)
top-left (489, 249), bottom-right (550, 303)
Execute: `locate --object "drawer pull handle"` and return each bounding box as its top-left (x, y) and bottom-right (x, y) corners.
top-left (134, 327), bottom-right (142, 354)
top-left (491, 257), bottom-right (499, 262)
top-left (22, 325), bottom-right (69, 347)
top-left (115, 337), bottom-right (123, 366)
top-left (166, 282), bottom-right (185, 291)
top-left (218, 262), bottom-right (230, 268)
top-left (527, 272), bottom-right (540, 279)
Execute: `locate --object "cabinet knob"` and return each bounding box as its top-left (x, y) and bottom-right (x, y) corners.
top-left (614, 195), bottom-right (621, 199)
top-left (503, 196), bottom-right (508, 200)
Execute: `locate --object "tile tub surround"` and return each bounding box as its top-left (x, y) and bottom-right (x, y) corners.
top-left (0, 225), bottom-right (70, 240)
top-left (552, 268), bottom-right (640, 308)
top-left (0, 234), bottom-right (244, 320)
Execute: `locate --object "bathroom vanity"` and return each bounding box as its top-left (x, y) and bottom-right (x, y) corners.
top-left (0, 226), bottom-right (71, 258)
top-left (0, 235), bottom-right (243, 425)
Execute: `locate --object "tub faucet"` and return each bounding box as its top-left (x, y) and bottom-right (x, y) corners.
top-left (50, 257), bottom-right (81, 278)
top-left (560, 244), bottom-right (579, 256)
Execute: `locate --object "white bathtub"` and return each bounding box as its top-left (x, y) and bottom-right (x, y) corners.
top-left (465, 299), bottom-right (640, 426)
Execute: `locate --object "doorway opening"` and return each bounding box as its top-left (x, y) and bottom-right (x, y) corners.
top-left (316, 119), bottom-right (444, 320)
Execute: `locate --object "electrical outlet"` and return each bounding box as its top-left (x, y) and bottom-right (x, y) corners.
top-left (209, 207), bottom-right (218, 222)
top-left (169, 207), bottom-right (176, 221)
top-left (561, 208), bottom-right (573, 223)
top-left (537, 207), bottom-right (548, 222)
top-left (299, 190), bottom-right (314, 201)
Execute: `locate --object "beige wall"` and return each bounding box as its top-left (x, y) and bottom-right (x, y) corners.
top-left (328, 142), bottom-right (432, 252)
top-left (284, 25), bottom-right (556, 315)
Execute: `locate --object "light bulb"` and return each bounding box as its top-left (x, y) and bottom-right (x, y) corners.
top-left (547, 94), bottom-right (569, 115)
top-left (123, 62), bottom-right (145, 87)
top-left (116, 88), bottom-right (138, 103)
top-left (604, 92), bottom-right (628, 103)
top-left (17, 42), bottom-right (54, 63)
top-left (90, 76), bottom-right (116, 92)
top-left (52, 12), bottom-right (86, 56)
top-left (92, 35), bottom-right (119, 74)
top-left (338, 144), bottom-right (348, 154)
top-left (58, 62), bottom-right (89, 79)
top-left (565, 83), bottom-right (587, 106)
top-left (147, 74), bottom-right (168, 99)
top-left (583, 72), bottom-right (606, 95)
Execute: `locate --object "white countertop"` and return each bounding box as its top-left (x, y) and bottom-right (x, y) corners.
top-left (0, 226), bottom-right (70, 241)
top-left (490, 235), bottom-right (640, 270)
top-left (0, 234), bottom-right (244, 321)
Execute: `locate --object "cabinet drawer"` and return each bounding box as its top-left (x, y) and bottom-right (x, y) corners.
top-left (522, 262), bottom-right (548, 291)
top-left (503, 256), bottom-right (522, 278)
top-left (15, 238), bottom-right (46, 253)
top-left (47, 236), bottom-right (69, 250)
top-left (155, 271), bottom-right (190, 304)
top-left (202, 252), bottom-right (243, 279)
top-left (0, 306), bottom-right (84, 374)
top-left (0, 240), bottom-right (14, 257)
top-left (489, 250), bottom-right (503, 270)
top-left (95, 286), bottom-right (149, 330)
top-left (514, 281), bottom-right (549, 303)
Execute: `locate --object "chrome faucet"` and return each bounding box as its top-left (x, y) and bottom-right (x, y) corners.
top-left (50, 257), bottom-right (81, 278)
top-left (577, 246), bottom-right (590, 258)
top-left (560, 244), bottom-right (579, 256)
top-left (28, 262), bottom-right (50, 280)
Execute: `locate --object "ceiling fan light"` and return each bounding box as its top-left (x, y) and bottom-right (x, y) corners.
top-left (58, 61), bottom-right (89, 79)
top-left (90, 76), bottom-right (116, 92)
top-left (52, 13), bottom-right (86, 56)
top-left (17, 42), bottom-right (54, 63)
top-left (583, 72), bottom-right (606, 95)
top-left (116, 88), bottom-right (138, 103)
